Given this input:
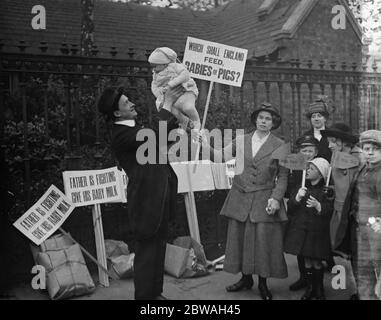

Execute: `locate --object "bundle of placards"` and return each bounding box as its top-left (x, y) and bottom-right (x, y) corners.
top-left (36, 243), bottom-right (95, 300)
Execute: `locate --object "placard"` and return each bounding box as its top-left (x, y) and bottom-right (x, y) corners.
top-left (13, 185), bottom-right (75, 246)
top-left (62, 167), bottom-right (124, 207)
top-left (171, 160), bottom-right (215, 193)
top-left (183, 37), bottom-right (248, 87)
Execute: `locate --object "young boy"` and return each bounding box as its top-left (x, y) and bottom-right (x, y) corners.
top-left (148, 47), bottom-right (201, 131)
top-left (336, 130), bottom-right (381, 300)
top-left (286, 135), bottom-right (319, 292)
top-left (284, 158), bottom-right (334, 300)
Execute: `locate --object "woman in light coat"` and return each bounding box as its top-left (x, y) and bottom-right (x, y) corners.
top-left (199, 103), bottom-right (289, 300)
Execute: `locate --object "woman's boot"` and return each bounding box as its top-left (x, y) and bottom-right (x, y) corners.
top-left (226, 274), bottom-right (254, 292)
top-left (258, 276), bottom-right (273, 300)
top-left (314, 268), bottom-right (326, 300)
top-left (301, 268), bottom-right (314, 300)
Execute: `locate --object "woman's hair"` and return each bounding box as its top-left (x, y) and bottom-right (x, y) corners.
top-left (309, 112), bottom-right (329, 121)
top-left (252, 111), bottom-right (281, 130)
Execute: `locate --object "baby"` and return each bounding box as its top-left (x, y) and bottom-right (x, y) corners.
top-left (148, 47), bottom-right (201, 131)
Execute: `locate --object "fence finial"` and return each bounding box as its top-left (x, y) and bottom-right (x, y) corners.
top-left (91, 45), bottom-right (99, 57)
top-left (17, 40), bottom-right (28, 52)
top-left (329, 61), bottom-right (336, 70)
top-left (71, 44), bottom-right (79, 55)
top-left (60, 41), bottom-right (69, 55)
top-left (39, 41), bottom-right (48, 53)
top-left (110, 46), bottom-right (118, 57)
top-left (128, 47), bottom-right (135, 59)
top-left (372, 59), bottom-right (378, 72)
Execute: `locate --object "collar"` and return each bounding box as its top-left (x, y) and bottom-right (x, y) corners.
top-left (252, 130), bottom-right (270, 141)
top-left (366, 160), bottom-right (381, 170)
top-left (115, 119), bottom-right (136, 127)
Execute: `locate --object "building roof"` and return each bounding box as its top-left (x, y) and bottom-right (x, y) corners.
top-left (0, 0), bottom-right (363, 60)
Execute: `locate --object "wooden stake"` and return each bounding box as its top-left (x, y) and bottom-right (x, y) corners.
top-left (92, 204), bottom-right (109, 287)
top-left (183, 162), bottom-right (201, 243)
top-left (193, 81), bottom-right (214, 173)
top-left (302, 170), bottom-right (306, 188)
top-left (326, 167), bottom-right (332, 187)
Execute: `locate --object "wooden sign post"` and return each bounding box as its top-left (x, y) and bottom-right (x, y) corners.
top-left (62, 167), bottom-right (125, 288)
top-left (92, 204), bottom-right (109, 287)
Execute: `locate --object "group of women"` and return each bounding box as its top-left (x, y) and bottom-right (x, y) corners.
top-left (200, 98), bottom-right (381, 300)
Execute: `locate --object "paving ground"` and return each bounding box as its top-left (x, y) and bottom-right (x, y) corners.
top-left (2, 254), bottom-right (355, 300)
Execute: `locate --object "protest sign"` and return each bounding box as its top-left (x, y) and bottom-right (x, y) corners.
top-left (331, 151), bottom-right (360, 169)
top-left (271, 143), bottom-right (292, 160)
top-left (280, 153), bottom-right (308, 171)
top-left (13, 185), bottom-right (75, 246)
top-left (171, 160), bottom-right (215, 193)
top-left (183, 37), bottom-right (248, 87)
top-left (185, 37), bottom-right (248, 169)
top-left (62, 167), bottom-right (124, 207)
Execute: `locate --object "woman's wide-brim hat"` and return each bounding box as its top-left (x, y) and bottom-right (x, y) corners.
top-left (251, 102), bottom-right (282, 130)
top-left (321, 123), bottom-right (359, 144)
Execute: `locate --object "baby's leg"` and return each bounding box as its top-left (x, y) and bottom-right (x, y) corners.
top-left (174, 92), bottom-right (201, 130)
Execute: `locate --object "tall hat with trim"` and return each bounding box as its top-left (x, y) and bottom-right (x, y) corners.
top-left (306, 97), bottom-right (330, 119)
top-left (251, 102), bottom-right (282, 130)
top-left (148, 47), bottom-right (177, 64)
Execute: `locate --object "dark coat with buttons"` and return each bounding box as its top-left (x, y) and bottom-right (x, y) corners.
top-left (220, 132), bottom-right (289, 223)
top-left (111, 109), bottom-right (179, 240)
top-left (284, 179), bottom-right (334, 260)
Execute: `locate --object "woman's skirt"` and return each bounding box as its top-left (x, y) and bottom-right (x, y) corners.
top-left (223, 218), bottom-right (288, 279)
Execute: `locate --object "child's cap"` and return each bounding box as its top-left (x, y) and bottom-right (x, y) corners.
top-left (308, 157), bottom-right (330, 182)
top-left (296, 135), bottom-right (319, 149)
top-left (148, 47), bottom-right (177, 64)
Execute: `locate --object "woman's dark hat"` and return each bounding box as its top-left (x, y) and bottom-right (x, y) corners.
top-left (306, 98), bottom-right (330, 119)
top-left (251, 102), bottom-right (282, 130)
top-left (98, 87), bottom-right (124, 120)
top-left (296, 135), bottom-right (319, 148)
top-left (321, 123), bottom-right (359, 144)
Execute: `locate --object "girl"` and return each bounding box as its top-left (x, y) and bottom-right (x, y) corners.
top-left (284, 158), bottom-right (333, 300)
top-left (286, 135), bottom-right (319, 292)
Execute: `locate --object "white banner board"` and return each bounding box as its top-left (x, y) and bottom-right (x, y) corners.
top-left (171, 160), bottom-right (215, 193)
top-left (62, 167), bottom-right (124, 207)
top-left (13, 185), bottom-right (75, 246)
top-left (183, 37), bottom-right (248, 87)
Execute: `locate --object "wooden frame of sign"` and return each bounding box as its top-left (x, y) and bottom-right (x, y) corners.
top-left (92, 204), bottom-right (109, 287)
